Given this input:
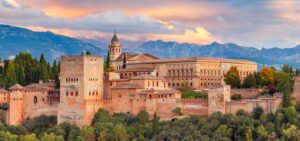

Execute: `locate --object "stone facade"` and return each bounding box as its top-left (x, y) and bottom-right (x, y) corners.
top-left (0, 88), bottom-right (9, 106)
top-left (0, 33), bottom-right (284, 126)
top-left (58, 55), bottom-right (103, 126)
top-left (226, 94), bottom-right (282, 114)
top-left (117, 58), bottom-right (257, 90)
top-left (293, 75), bottom-right (300, 101)
top-left (7, 82), bottom-right (59, 125)
top-left (231, 88), bottom-right (261, 99)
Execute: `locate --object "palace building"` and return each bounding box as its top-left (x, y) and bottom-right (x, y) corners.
top-left (0, 32), bottom-right (283, 126)
top-left (108, 32), bottom-right (257, 90)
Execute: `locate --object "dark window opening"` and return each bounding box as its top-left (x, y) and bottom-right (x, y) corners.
top-left (34, 96), bottom-right (38, 104)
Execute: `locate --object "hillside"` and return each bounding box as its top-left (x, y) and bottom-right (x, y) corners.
top-left (130, 40), bottom-right (300, 68)
top-left (0, 24), bottom-right (105, 61)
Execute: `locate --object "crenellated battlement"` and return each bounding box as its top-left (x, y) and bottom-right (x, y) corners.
top-left (61, 54), bottom-right (102, 61)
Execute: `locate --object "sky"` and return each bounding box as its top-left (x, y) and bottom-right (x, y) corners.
top-left (1, 0), bottom-right (300, 48)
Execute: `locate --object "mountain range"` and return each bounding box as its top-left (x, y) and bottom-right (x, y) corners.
top-left (0, 24), bottom-right (104, 61)
top-left (0, 24), bottom-right (299, 68)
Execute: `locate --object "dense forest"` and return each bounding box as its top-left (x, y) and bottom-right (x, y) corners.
top-left (0, 53), bottom-right (60, 89)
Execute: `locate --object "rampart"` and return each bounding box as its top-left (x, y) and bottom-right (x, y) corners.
top-left (231, 88), bottom-right (260, 99)
top-left (226, 95), bottom-right (282, 114)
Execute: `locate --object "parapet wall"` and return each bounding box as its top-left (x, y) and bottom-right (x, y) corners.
top-left (293, 75), bottom-right (300, 101)
top-left (61, 55), bottom-right (102, 61)
top-left (231, 88), bottom-right (260, 99)
top-left (226, 95), bottom-right (282, 114)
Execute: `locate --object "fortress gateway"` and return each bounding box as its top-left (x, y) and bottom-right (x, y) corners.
top-left (0, 33), bottom-right (283, 126)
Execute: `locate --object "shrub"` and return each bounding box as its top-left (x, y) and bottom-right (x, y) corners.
top-left (172, 107), bottom-right (183, 116)
top-left (231, 94), bottom-right (242, 100)
top-left (182, 92), bottom-right (208, 99)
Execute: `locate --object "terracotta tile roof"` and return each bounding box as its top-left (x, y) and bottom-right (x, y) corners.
top-left (114, 52), bottom-right (136, 62)
top-left (113, 52), bottom-right (158, 62)
top-left (111, 84), bottom-right (137, 89)
top-left (131, 74), bottom-right (164, 80)
top-left (9, 84), bottom-right (24, 90)
top-left (127, 57), bottom-right (257, 65)
top-left (116, 68), bottom-right (155, 72)
top-left (0, 88), bottom-right (8, 93)
top-left (25, 82), bottom-right (56, 90)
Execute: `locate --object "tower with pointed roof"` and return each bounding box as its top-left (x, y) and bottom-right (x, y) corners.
top-left (108, 31), bottom-right (122, 61)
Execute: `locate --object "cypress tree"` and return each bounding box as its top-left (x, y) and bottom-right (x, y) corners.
top-left (274, 111), bottom-right (281, 136)
top-left (18, 64), bottom-right (26, 85)
top-left (105, 52), bottom-right (111, 70)
top-left (152, 113), bottom-right (159, 135)
top-left (122, 53), bottom-right (126, 69)
top-left (51, 60), bottom-right (58, 79)
top-left (51, 60), bottom-right (60, 88)
top-left (282, 92), bottom-right (291, 108)
top-left (38, 54), bottom-right (50, 82)
top-left (5, 61), bottom-right (17, 88)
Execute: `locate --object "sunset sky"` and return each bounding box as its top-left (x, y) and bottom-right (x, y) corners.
top-left (1, 0), bottom-right (300, 48)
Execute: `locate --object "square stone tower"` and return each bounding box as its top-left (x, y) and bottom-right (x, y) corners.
top-left (208, 85), bottom-right (231, 114)
top-left (293, 75), bottom-right (300, 101)
top-left (58, 55), bottom-right (103, 126)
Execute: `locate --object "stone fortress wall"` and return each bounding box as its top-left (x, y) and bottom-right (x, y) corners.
top-left (0, 32), bottom-right (287, 126)
top-left (58, 55), bottom-right (103, 126)
top-left (7, 83), bottom-right (59, 125)
top-left (293, 75), bottom-right (300, 101)
top-left (0, 53), bottom-right (283, 126)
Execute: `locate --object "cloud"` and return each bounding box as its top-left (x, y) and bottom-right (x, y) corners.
top-left (0, 0), bottom-right (191, 34)
top-left (3, 0), bottom-right (300, 48)
top-left (0, 0), bottom-right (219, 45)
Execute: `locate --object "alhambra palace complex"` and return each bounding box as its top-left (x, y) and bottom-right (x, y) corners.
top-left (0, 33), bottom-right (298, 126)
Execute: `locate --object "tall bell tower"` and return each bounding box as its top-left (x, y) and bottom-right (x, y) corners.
top-left (108, 31), bottom-right (122, 60)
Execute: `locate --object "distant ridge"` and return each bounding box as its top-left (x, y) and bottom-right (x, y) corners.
top-left (0, 24), bottom-right (299, 68)
top-left (129, 40), bottom-right (300, 68)
top-left (0, 24), bottom-right (105, 61)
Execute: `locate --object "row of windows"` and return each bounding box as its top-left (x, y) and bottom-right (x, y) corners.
top-left (172, 78), bottom-right (193, 81)
top-left (89, 91), bottom-right (99, 96)
top-left (149, 94), bottom-right (173, 99)
top-left (33, 96), bottom-right (45, 104)
top-left (89, 59), bottom-right (98, 61)
top-left (147, 81), bottom-right (159, 87)
top-left (66, 78), bottom-right (78, 82)
top-left (201, 78), bottom-right (220, 81)
top-left (120, 72), bottom-right (151, 79)
top-left (66, 91), bottom-right (79, 97)
top-left (116, 93), bottom-right (174, 99)
top-left (110, 48), bottom-right (121, 53)
top-left (167, 64), bottom-right (193, 68)
top-left (11, 98), bottom-right (23, 101)
top-left (200, 83), bottom-right (221, 86)
top-left (168, 83), bottom-right (193, 87)
top-left (89, 78), bottom-right (98, 81)
top-left (168, 69), bottom-right (194, 76)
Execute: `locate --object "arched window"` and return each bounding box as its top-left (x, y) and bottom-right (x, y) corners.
top-left (34, 96), bottom-right (37, 104)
